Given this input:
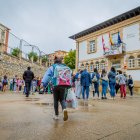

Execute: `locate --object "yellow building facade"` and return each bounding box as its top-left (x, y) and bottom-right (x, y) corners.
top-left (70, 7), bottom-right (140, 92)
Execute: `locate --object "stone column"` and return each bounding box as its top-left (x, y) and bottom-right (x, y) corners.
top-left (76, 41), bottom-right (79, 72)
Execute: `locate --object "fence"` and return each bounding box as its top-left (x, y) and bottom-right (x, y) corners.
top-left (0, 26), bottom-right (48, 66)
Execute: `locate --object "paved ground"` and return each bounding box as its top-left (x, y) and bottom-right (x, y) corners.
top-left (0, 92), bottom-right (140, 140)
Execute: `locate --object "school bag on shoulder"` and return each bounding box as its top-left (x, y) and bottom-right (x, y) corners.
top-left (52, 64), bottom-right (72, 87)
top-left (92, 73), bottom-right (97, 83)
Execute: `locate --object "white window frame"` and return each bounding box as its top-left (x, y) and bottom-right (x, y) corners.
top-left (137, 57), bottom-right (140, 67)
top-left (100, 63), bottom-right (105, 70)
top-left (90, 65), bottom-right (94, 72)
top-left (96, 62), bottom-right (100, 70)
top-left (89, 40), bottom-right (96, 53)
top-left (128, 58), bottom-right (135, 68)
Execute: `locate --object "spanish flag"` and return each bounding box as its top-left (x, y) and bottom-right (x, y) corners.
top-left (109, 33), bottom-right (114, 45)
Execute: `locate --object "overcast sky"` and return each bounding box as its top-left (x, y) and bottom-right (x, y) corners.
top-left (0, 0), bottom-right (139, 54)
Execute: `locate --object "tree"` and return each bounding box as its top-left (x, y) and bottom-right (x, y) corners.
top-left (42, 55), bottom-right (48, 63)
top-left (28, 52), bottom-right (38, 62)
top-left (11, 48), bottom-right (21, 57)
top-left (64, 50), bottom-right (76, 69)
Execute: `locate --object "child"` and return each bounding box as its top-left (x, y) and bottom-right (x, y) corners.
top-left (128, 75), bottom-right (134, 96)
top-left (0, 81), bottom-right (2, 91)
top-left (32, 78), bottom-right (37, 95)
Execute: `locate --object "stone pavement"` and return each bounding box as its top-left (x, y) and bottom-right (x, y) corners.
top-left (0, 92), bottom-right (140, 140)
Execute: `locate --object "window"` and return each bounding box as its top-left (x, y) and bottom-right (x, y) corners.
top-left (112, 33), bottom-right (118, 44)
top-left (128, 56), bottom-right (135, 68)
top-left (86, 63), bottom-right (89, 70)
top-left (100, 60), bottom-right (105, 70)
top-left (95, 61), bottom-right (99, 70)
top-left (137, 55), bottom-right (140, 67)
top-left (90, 62), bottom-right (94, 72)
top-left (112, 60), bottom-right (121, 69)
top-left (89, 40), bottom-right (96, 53)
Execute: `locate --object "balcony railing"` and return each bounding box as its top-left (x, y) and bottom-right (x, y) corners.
top-left (104, 43), bottom-right (126, 56)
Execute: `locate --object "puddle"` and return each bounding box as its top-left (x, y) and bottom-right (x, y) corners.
top-left (25, 98), bottom-right (40, 101)
top-left (35, 102), bottom-right (53, 106)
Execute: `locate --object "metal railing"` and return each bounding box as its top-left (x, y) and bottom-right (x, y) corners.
top-left (0, 26), bottom-right (48, 66)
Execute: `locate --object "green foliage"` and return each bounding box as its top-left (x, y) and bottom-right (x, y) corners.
top-left (64, 50), bottom-right (76, 69)
top-left (42, 55), bottom-right (48, 63)
top-left (28, 52), bottom-right (38, 62)
top-left (11, 48), bottom-right (21, 57)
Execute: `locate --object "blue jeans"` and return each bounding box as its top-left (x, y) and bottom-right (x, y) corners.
top-left (94, 82), bottom-right (99, 97)
top-left (109, 82), bottom-right (116, 97)
top-left (82, 86), bottom-right (89, 99)
top-left (102, 80), bottom-right (108, 97)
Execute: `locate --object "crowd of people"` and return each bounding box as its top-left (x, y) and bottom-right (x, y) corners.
top-left (0, 57), bottom-right (135, 122)
top-left (73, 67), bottom-right (134, 100)
top-left (0, 69), bottom-right (43, 97)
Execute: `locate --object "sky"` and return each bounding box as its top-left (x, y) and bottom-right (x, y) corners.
top-left (0, 0), bottom-right (140, 54)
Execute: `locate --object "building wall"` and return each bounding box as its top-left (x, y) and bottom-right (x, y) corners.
top-left (48, 50), bottom-right (68, 66)
top-left (0, 53), bottom-right (47, 79)
top-left (123, 23), bottom-right (140, 52)
top-left (76, 17), bottom-right (140, 92)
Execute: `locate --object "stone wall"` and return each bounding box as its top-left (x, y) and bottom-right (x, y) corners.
top-left (0, 53), bottom-right (47, 79)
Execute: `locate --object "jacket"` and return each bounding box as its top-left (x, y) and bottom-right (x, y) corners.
top-left (80, 70), bottom-right (91, 86)
top-left (116, 74), bottom-right (126, 85)
top-left (92, 72), bottom-right (100, 82)
top-left (42, 66), bottom-right (54, 87)
top-left (23, 70), bottom-right (34, 82)
top-left (108, 71), bottom-right (116, 83)
top-left (128, 78), bottom-right (133, 86)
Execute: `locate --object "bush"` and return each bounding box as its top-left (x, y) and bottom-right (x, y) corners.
top-left (42, 56), bottom-right (48, 63)
top-left (28, 52), bottom-right (38, 62)
top-left (11, 48), bottom-right (21, 57)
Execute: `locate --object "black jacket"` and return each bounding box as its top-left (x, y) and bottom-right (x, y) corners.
top-left (23, 70), bottom-right (34, 82)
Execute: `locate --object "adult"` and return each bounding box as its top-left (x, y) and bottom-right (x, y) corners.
top-left (128, 75), bottom-right (134, 96)
top-left (42, 56), bottom-right (69, 121)
top-left (108, 67), bottom-right (116, 99)
top-left (75, 70), bottom-right (82, 99)
top-left (92, 68), bottom-right (100, 99)
top-left (116, 71), bottom-right (127, 99)
top-left (80, 68), bottom-right (91, 100)
top-left (115, 73), bottom-right (120, 94)
top-left (101, 69), bottom-right (108, 99)
top-left (2, 75), bottom-right (8, 92)
top-left (23, 67), bottom-right (34, 97)
top-left (13, 75), bottom-right (17, 91)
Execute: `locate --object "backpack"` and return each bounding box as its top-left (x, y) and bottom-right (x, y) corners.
top-left (3, 79), bottom-right (8, 85)
top-left (92, 73), bottom-right (97, 83)
top-left (52, 64), bottom-right (72, 87)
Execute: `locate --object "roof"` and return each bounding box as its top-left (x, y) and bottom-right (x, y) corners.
top-left (0, 23), bottom-right (10, 30)
top-left (69, 6), bottom-right (140, 40)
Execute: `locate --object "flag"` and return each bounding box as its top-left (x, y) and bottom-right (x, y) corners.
top-left (102, 36), bottom-right (109, 52)
top-left (109, 33), bottom-right (114, 45)
top-left (117, 32), bottom-right (122, 44)
top-left (102, 36), bottom-right (105, 52)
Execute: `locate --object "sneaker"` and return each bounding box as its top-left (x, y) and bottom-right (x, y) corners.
top-left (101, 97), bottom-right (104, 100)
top-left (104, 97), bottom-right (107, 99)
top-left (63, 109), bottom-right (68, 121)
top-left (53, 115), bottom-right (59, 120)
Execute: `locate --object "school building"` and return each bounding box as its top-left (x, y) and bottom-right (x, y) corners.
top-left (70, 7), bottom-right (140, 92)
